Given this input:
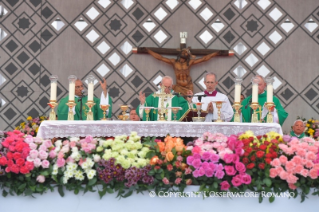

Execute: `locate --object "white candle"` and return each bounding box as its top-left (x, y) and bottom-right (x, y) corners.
top-left (252, 83), bottom-right (258, 103)
top-left (267, 84), bottom-right (273, 103)
top-left (50, 81), bottom-right (57, 101)
top-left (88, 82), bottom-right (94, 101)
top-left (234, 83), bottom-right (241, 103)
top-left (69, 81), bottom-right (75, 101)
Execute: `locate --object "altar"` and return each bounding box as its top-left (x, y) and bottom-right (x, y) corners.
top-left (37, 121), bottom-right (283, 139)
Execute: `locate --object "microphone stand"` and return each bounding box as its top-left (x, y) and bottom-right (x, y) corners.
top-left (78, 91), bottom-right (85, 120)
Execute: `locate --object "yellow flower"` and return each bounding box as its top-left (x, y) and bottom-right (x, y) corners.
top-left (35, 128), bottom-right (38, 133)
top-left (27, 116), bottom-right (32, 121)
top-left (306, 124), bottom-right (310, 127)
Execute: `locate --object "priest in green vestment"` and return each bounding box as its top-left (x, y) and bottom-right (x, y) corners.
top-left (136, 76), bottom-right (190, 121)
top-left (290, 119), bottom-right (306, 138)
top-left (239, 75), bottom-right (288, 125)
top-left (57, 79), bottom-right (112, 120)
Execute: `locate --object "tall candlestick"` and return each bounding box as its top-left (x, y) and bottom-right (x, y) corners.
top-left (68, 75), bottom-right (77, 101)
top-left (86, 75), bottom-right (95, 101)
top-left (49, 75), bottom-right (58, 101)
top-left (251, 77), bottom-right (259, 103)
top-left (234, 78), bottom-right (242, 103)
top-left (266, 77), bottom-right (274, 103)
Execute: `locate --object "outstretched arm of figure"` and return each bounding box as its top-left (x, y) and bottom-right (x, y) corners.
top-left (191, 51), bottom-right (220, 65)
top-left (144, 48), bottom-right (174, 65)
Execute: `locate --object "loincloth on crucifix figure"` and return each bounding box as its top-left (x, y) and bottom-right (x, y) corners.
top-left (132, 33), bottom-right (234, 96)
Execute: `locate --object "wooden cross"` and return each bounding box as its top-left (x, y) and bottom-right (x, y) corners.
top-left (152, 86), bottom-right (173, 121)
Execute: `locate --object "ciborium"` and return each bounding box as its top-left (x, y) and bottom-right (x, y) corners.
top-left (100, 104), bottom-right (110, 121)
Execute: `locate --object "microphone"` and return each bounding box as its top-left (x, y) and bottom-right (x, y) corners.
top-left (81, 89), bottom-right (86, 96)
top-left (245, 97), bottom-right (252, 109)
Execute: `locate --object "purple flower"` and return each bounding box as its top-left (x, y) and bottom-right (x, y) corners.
top-left (283, 135), bottom-right (291, 142)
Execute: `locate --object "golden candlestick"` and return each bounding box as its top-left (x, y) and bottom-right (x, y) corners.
top-left (265, 102), bottom-right (275, 123)
top-left (120, 105), bottom-right (129, 121)
top-left (232, 102), bottom-right (242, 122)
top-left (66, 101), bottom-right (76, 121)
top-left (100, 104), bottom-right (110, 121)
top-left (48, 101), bottom-right (58, 121)
top-left (250, 102), bottom-right (260, 123)
top-left (86, 101), bottom-right (96, 121)
top-left (215, 101), bottom-right (223, 122)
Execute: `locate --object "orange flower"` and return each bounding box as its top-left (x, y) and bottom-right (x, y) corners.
top-left (175, 138), bottom-right (184, 146)
top-left (175, 144), bottom-right (185, 152)
top-left (164, 136), bottom-right (173, 143)
top-left (150, 156), bottom-right (159, 165)
top-left (186, 179), bottom-right (192, 185)
top-left (165, 140), bottom-right (175, 152)
top-left (166, 152), bottom-right (174, 161)
top-left (157, 142), bottom-right (165, 152)
top-left (180, 163), bottom-right (188, 171)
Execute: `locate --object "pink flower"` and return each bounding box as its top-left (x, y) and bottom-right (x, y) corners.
top-left (309, 169), bottom-right (318, 179)
top-left (215, 164), bottom-right (224, 172)
top-left (220, 181), bottom-right (230, 191)
top-left (202, 152), bottom-right (211, 161)
top-left (288, 183), bottom-right (297, 190)
top-left (39, 145), bottom-right (48, 152)
top-left (205, 168), bottom-right (214, 177)
top-left (29, 143), bottom-right (37, 150)
top-left (61, 146), bottom-right (70, 154)
top-left (192, 146), bottom-right (202, 155)
top-left (62, 140), bottom-right (69, 146)
top-left (44, 140), bottom-right (52, 148)
top-left (296, 149), bottom-right (306, 157)
top-left (223, 154), bottom-right (233, 164)
top-left (275, 166), bottom-right (284, 175)
top-left (193, 153), bottom-right (201, 160)
top-left (36, 175), bottom-right (45, 183)
top-left (210, 154), bottom-right (219, 163)
top-left (49, 150), bottom-right (57, 159)
top-left (195, 139), bottom-right (203, 146)
top-left (279, 155), bottom-right (288, 165)
top-left (201, 162), bottom-right (210, 170)
top-left (215, 170), bottom-right (225, 179)
top-left (184, 167), bottom-right (192, 175)
top-left (38, 150), bottom-right (48, 160)
top-left (232, 154), bottom-right (240, 163)
top-left (286, 174), bottom-right (298, 184)
top-left (300, 169), bottom-right (309, 178)
top-left (186, 156), bottom-right (194, 165)
top-left (285, 161), bottom-right (295, 172)
top-left (29, 150), bottom-right (38, 159)
top-left (286, 148), bottom-right (295, 155)
top-left (198, 167), bottom-right (205, 177)
top-left (269, 168), bottom-right (278, 178)
top-left (235, 162), bottom-right (246, 173)
top-left (240, 173), bottom-right (252, 184)
top-left (41, 160), bottom-right (50, 168)
top-left (66, 157), bottom-right (75, 163)
top-left (306, 152), bottom-right (316, 161)
top-left (162, 177), bottom-right (169, 185)
top-left (225, 165), bottom-right (236, 176)
top-left (57, 158), bottom-right (66, 168)
top-left (306, 160), bottom-right (314, 169)
top-left (192, 159), bottom-right (202, 169)
top-left (231, 175), bottom-right (242, 187)
top-left (33, 158), bottom-right (42, 168)
top-left (294, 165), bottom-right (303, 174)
top-left (193, 170), bottom-right (200, 178)
top-left (175, 178), bottom-right (182, 185)
top-left (177, 156), bottom-right (183, 162)
top-left (24, 135), bottom-right (34, 144)
top-left (270, 158), bottom-right (281, 167)
top-left (202, 142), bottom-right (214, 151)
top-left (209, 162), bottom-right (216, 171)
top-left (308, 146), bottom-right (318, 154)
top-left (58, 152), bottom-right (64, 159)
top-left (279, 171), bottom-right (288, 180)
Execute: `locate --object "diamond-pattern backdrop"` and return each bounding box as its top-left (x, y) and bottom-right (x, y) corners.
top-left (0, 0), bottom-right (319, 133)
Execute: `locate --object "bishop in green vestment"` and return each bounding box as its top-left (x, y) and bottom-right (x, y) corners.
top-left (239, 75), bottom-right (288, 125)
top-left (57, 79), bottom-right (112, 120)
top-left (136, 76), bottom-right (190, 121)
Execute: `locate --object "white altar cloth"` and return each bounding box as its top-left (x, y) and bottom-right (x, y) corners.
top-left (37, 121), bottom-right (282, 139)
top-left (0, 186), bottom-right (316, 212)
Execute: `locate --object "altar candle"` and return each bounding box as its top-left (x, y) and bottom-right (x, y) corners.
top-left (69, 81), bottom-right (75, 101)
top-left (252, 83), bottom-right (258, 103)
top-left (88, 81), bottom-right (94, 101)
top-left (50, 81), bottom-right (57, 101)
top-left (234, 83), bottom-right (241, 103)
top-left (267, 83), bottom-right (273, 103)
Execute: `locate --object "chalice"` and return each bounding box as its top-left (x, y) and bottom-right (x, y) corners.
top-left (120, 105), bottom-right (129, 121)
top-left (171, 107), bottom-right (182, 121)
top-left (265, 102), bottom-right (275, 123)
top-left (192, 102), bottom-right (205, 122)
top-left (100, 104), bottom-right (109, 121)
top-left (215, 101), bottom-right (224, 122)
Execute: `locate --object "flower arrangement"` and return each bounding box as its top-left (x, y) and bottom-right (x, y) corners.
top-left (304, 118), bottom-right (319, 139)
top-left (15, 116), bottom-right (47, 137)
top-left (144, 136), bottom-right (193, 193)
top-left (269, 136), bottom-right (319, 201)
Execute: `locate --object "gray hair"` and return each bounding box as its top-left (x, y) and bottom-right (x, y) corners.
top-left (161, 76), bottom-right (174, 84)
top-left (204, 72), bottom-right (218, 82)
top-left (255, 74), bottom-right (266, 83)
top-left (293, 119), bottom-right (305, 126)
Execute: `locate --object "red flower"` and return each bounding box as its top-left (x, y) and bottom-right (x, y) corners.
top-left (0, 157), bottom-right (8, 166)
top-left (258, 163), bottom-right (265, 169)
top-left (264, 141), bottom-right (270, 145)
top-left (15, 142), bottom-right (25, 153)
top-left (245, 147), bottom-right (253, 154)
top-left (20, 166), bottom-right (29, 174)
top-left (263, 135), bottom-right (268, 138)
top-left (167, 164), bottom-right (173, 171)
top-left (265, 153), bottom-right (272, 158)
top-left (259, 145), bottom-right (267, 150)
top-left (242, 139), bottom-right (250, 146)
top-left (9, 164), bottom-right (20, 174)
top-left (265, 158), bottom-right (272, 164)
top-left (271, 139), bottom-right (278, 144)
top-left (256, 135), bottom-right (262, 140)
top-left (242, 157), bottom-right (249, 164)
top-left (25, 161), bottom-right (34, 171)
top-left (248, 137), bottom-right (254, 142)
top-left (256, 151), bottom-right (265, 158)
top-left (272, 152), bottom-right (278, 158)
top-left (13, 152), bottom-right (22, 160)
top-left (246, 163), bottom-right (255, 169)
top-left (250, 155), bottom-right (256, 162)
top-left (243, 152), bottom-right (249, 157)
top-left (175, 161), bottom-right (181, 168)
top-left (15, 158), bottom-right (25, 167)
top-left (154, 166), bottom-right (161, 170)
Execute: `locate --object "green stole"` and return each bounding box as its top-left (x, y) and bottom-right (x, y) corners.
top-left (240, 91), bottom-right (288, 125)
top-left (290, 131), bottom-right (305, 138)
top-left (136, 94), bottom-right (190, 121)
top-left (57, 95), bottom-right (112, 120)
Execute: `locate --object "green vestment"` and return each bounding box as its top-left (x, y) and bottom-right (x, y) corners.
top-left (290, 131), bottom-right (305, 138)
top-left (136, 94), bottom-right (190, 121)
top-left (240, 91), bottom-right (288, 125)
top-left (57, 95), bottom-right (112, 120)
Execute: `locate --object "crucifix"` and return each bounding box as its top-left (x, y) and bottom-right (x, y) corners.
top-left (152, 85), bottom-right (173, 121)
top-left (132, 32), bottom-right (234, 96)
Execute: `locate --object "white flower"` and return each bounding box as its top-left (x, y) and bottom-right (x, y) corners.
top-left (81, 162), bottom-right (89, 169)
top-left (87, 169), bottom-right (96, 180)
top-left (130, 131), bottom-right (138, 137)
top-left (86, 158), bottom-right (94, 167)
top-left (63, 176), bottom-right (69, 184)
top-left (64, 170), bottom-right (74, 178)
top-left (137, 151), bottom-right (147, 158)
top-left (69, 137), bottom-right (80, 142)
top-left (111, 152), bottom-right (119, 158)
top-left (120, 149), bottom-right (129, 156)
top-left (103, 139), bottom-right (113, 148)
top-left (55, 140), bottom-right (62, 148)
top-left (71, 147), bottom-right (78, 152)
top-left (120, 160), bottom-right (131, 169)
top-left (52, 169), bottom-right (58, 175)
top-left (93, 154), bottom-right (101, 162)
top-left (66, 163), bottom-right (77, 171)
